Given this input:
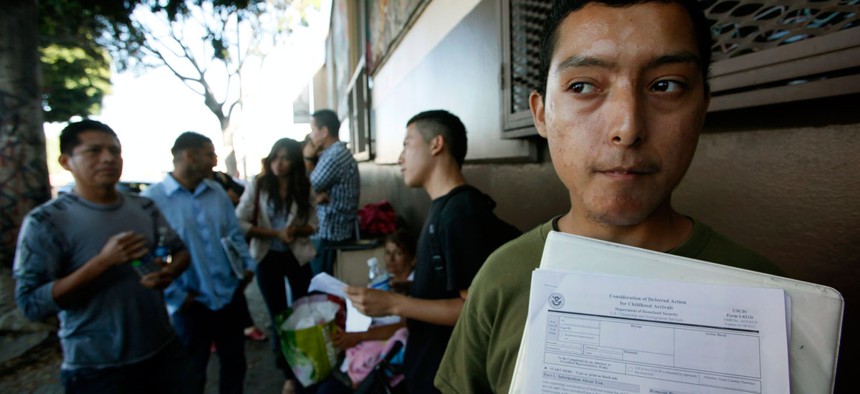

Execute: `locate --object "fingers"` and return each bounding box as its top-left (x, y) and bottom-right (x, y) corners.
top-left (344, 286), bottom-right (366, 303)
top-left (140, 272), bottom-right (172, 289)
top-left (344, 285), bottom-right (363, 296)
top-left (104, 231), bottom-right (149, 265)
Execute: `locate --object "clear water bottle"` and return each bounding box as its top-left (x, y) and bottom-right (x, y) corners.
top-left (153, 226), bottom-right (170, 261)
top-left (131, 227), bottom-right (169, 277)
top-left (131, 254), bottom-right (161, 277)
top-left (367, 257), bottom-right (390, 291)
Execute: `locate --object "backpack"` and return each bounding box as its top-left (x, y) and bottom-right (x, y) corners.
top-left (428, 185), bottom-right (521, 283)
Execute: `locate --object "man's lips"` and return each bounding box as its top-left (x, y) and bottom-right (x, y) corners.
top-left (596, 165), bottom-right (657, 179)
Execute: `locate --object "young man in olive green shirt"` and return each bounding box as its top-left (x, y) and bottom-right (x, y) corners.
top-left (435, 1), bottom-right (782, 392)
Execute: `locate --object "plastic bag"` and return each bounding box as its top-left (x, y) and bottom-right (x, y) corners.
top-left (276, 294), bottom-right (346, 387)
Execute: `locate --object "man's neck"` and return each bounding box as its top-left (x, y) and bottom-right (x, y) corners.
top-left (171, 171), bottom-right (202, 192)
top-left (423, 163), bottom-right (467, 200)
top-left (320, 136), bottom-right (338, 150)
top-left (74, 185), bottom-right (119, 205)
top-left (558, 202), bottom-right (694, 252)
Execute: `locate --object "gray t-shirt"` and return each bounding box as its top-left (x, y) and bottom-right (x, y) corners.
top-left (14, 192), bottom-right (184, 370)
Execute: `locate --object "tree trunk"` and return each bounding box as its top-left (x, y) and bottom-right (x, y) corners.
top-left (221, 121), bottom-right (239, 177)
top-left (0, 0), bottom-right (51, 268)
top-left (0, 0), bottom-right (51, 327)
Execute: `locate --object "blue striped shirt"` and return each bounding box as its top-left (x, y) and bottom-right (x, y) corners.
top-left (142, 175), bottom-right (256, 315)
top-left (310, 141), bottom-right (360, 241)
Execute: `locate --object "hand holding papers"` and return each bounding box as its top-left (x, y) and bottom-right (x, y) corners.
top-left (309, 273), bottom-right (371, 332)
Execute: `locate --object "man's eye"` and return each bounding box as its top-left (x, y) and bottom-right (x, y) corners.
top-left (651, 80), bottom-right (685, 93)
top-left (569, 82), bottom-right (596, 94)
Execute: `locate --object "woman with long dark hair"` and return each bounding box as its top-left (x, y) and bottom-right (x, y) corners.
top-left (236, 138), bottom-right (316, 376)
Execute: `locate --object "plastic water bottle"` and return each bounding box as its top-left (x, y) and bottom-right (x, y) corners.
top-left (153, 226), bottom-right (170, 261)
top-left (131, 254), bottom-right (161, 277)
top-left (131, 227), bottom-right (169, 277)
top-left (367, 257), bottom-right (390, 291)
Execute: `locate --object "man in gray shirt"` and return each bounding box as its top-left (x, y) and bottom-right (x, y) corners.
top-left (14, 120), bottom-right (195, 393)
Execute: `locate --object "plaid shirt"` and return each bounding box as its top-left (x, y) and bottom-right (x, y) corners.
top-left (310, 141), bottom-right (360, 241)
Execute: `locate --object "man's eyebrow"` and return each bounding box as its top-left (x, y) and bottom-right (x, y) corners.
top-left (649, 51), bottom-right (701, 69)
top-left (555, 51), bottom-right (702, 74)
top-left (555, 56), bottom-right (616, 74)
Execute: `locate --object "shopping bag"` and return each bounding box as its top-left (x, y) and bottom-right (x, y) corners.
top-left (276, 294), bottom-right (347, 387)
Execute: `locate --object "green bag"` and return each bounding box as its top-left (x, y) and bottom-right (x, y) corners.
top-left (276, 294), bottom-right (346, 387)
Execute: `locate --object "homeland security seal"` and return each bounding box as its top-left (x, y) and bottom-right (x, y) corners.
top-left (548, 293), bottom-right (565, 309)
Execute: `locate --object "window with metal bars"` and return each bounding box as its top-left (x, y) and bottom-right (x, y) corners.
top-left (501, 0), bottom-right (860, 136)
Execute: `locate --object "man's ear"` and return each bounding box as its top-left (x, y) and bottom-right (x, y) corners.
top-left (59, 154), bottom-right (72, 171)
top-left (529, 91), bottom-right (548, 138)
top-left (428, 134), bottom-right (445, 156)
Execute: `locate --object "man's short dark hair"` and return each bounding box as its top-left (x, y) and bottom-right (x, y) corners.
top-left (312, 109), bottom-right (341, 139)
top-left (536, 0), bottom-right (713, 97)
top-left (171, 131), bottom-right (212, 156)
top-left (407, 110), bottom-right (468, 168)
top-left (59, 119), bottom-right (117, 155)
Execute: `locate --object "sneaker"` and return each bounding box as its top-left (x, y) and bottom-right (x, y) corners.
top-left (244, 326), bottom-right (267, 341)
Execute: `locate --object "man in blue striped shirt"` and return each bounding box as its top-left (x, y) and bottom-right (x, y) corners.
top-left (307, 109), bottom-right (360, 275)
top-left (143, 132), bottom-right (257, 394)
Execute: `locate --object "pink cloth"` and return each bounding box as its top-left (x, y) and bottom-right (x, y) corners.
top-left (346, 327), bottom-right (408, 387)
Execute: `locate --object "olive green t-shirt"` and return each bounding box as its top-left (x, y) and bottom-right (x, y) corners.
top-left (435, 218), bottom-right (782, 393)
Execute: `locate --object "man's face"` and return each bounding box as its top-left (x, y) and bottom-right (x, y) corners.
top-left (531, 2), bottom-right (709, 226)
top-left (207, 146), bottom-right (218, 167)
top-left (185, 142), bottom-right (217, 179)
top-left (309, 118), bottom-right (327, 147)
top-left (60, 131), bottom-right (123, 191)
top-left (398, 125), bottom-right (433, 188)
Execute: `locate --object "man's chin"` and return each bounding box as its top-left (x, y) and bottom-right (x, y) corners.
top-left (585, 205), bottom-right (654, 228)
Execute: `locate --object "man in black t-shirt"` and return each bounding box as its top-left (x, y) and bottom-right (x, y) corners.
top-left (345, 110), bottom-right (519, 393)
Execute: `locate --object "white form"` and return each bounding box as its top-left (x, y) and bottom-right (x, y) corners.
top-left (519, 269), bottom-right (789, 394)
top-left (308, 273), bottom-right (372, 332)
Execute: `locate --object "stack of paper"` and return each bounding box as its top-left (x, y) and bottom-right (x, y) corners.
top-left (510, 231), bottom-right (843, 394)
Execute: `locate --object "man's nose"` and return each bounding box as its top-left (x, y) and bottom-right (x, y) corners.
top-left (607, 87), bottom-right (645, 147)
top-left (100, 149), bottom-right (120, 162)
